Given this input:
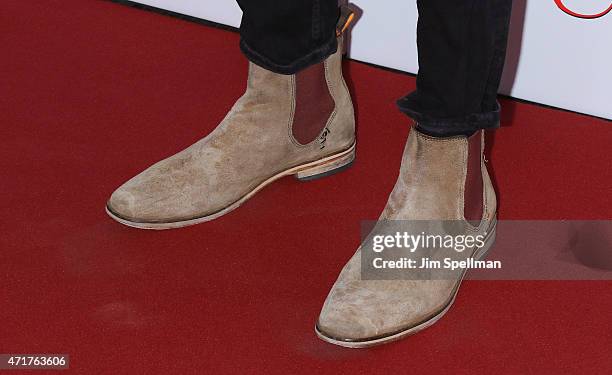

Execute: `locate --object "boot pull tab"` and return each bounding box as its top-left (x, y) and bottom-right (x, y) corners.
top-left (336, 6), bottom-right (355, 37)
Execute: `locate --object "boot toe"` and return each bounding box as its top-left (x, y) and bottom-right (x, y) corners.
top-left (106, 173), bottom-right (214, 225)
top-left (317, 303), bottom-right (382, 342)
top-left (107, 185), bottom-right (143, 222)
top-left (316, 279), bottom-right (405, 343)
top-left (317, 284), bottom-right (450, 344)
top-left (106, 171), bottom-right (171, 223)
top-left (316, 253), bottom-right (455, 345)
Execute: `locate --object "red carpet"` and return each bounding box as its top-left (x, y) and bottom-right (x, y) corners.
top-left (2, 1), bottom-right (611, 373)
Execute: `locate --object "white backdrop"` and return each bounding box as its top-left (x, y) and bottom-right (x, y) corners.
top-left (133, 0), bottom-right (611, 120)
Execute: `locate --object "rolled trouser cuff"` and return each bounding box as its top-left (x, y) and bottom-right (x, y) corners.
top-left (239, 33), bottom-right (338, 75)
top-left (397, 98), bottom-right (501, 137)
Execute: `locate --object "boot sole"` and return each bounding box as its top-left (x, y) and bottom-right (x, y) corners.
top-left (105, 142), bottom-right (356, 230)
top-left (315, 217), bottom-right (497, 348)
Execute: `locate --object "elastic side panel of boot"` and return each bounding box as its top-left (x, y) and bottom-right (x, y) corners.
top-left (292, 62), bottom-right (335, 145)
top-left (464, 131), bottom-right (484, 223)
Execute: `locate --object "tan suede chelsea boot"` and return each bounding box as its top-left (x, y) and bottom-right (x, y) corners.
top-left (106, 37), bottom-right (355, 229)
top-left (316, 128), bottom-right (497, 348)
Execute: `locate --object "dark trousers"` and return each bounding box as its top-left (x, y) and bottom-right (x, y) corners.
top-left (236, 0), bottom-right (513, 136)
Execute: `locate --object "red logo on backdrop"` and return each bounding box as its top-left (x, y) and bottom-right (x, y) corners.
top-left (555, 0), bottom-right (612, 18)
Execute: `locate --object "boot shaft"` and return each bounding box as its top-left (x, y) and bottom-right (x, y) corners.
top-left (243, 37), bottom-right (355, 151)
top-left (384, 128), bottom-right (496, 225)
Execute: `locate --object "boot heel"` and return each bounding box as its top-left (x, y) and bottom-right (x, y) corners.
top-left (295, 145), bottom-right (355, 181)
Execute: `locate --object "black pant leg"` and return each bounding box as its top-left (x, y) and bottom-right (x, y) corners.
top-left (236, 0), bottom-right (339, 74)
top-left (397, 0), bottom-right (514, 136)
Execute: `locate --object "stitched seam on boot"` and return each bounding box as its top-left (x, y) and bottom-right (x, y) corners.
top-left (480, 132), bottom-right (489, 222)
top-left (459, 138), bottom-right (470, 227)
top-left (287, 74), bottom-right (297, 145)
top-left (337, 36), bottom-right (356, 135)
top-left (340, 67), bottom-right (355, 137)
top-left (464, 132), bottom-right (488, 231)
top-left (319, 59), bottom-right (338, 150)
